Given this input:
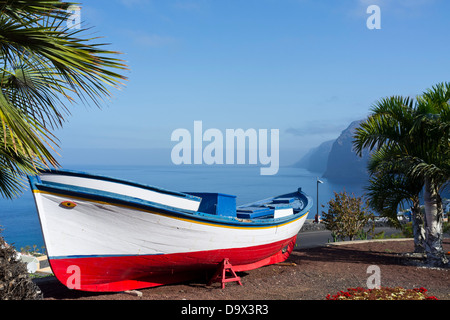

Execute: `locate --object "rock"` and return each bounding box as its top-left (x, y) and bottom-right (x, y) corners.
top-left (294, 139), bottom-right (334, 173)
top-left (322, 120), bottom-right (370, 182)
top-left (125, 290), bottom-right (143, 297)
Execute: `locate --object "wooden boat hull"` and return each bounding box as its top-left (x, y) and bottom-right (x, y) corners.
top-left (29, 170), bottom-right (312, 292)
top-left (49, 236), bottom-right (298, 292)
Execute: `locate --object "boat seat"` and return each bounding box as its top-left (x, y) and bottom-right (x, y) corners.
top-left (186, 192), bottom-right (237, 217)
top-left (271, 197), bottom-right (295, 204)
top-left (265, 203), bottom-right (291, 209)
top-left (236, 206), bottom-right (274, 219)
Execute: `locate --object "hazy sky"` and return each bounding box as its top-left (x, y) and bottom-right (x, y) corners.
top-left (54, 0), bottom-right (450, 166)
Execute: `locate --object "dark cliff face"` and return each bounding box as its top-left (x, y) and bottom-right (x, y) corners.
top-left (294, 139), bottom-right (334, 173)
top-left (322, 120), bottom-right (370, 182)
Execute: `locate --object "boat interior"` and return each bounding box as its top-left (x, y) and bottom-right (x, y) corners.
top-left (186, 192), bottom-right (303, 220)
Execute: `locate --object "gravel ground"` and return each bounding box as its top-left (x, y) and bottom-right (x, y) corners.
top-left (34, 238), bottom-right (450, 301)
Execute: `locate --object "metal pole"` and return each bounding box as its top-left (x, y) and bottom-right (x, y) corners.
top-left (316, 177), bottom-right (323, 223)
top-left (316, 179), bottom-right (319, 222)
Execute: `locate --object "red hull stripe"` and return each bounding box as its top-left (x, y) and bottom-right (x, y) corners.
top-left (49, 236), bottom-right (297, 292)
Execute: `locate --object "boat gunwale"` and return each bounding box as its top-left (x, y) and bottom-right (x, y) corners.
top-left (36, 169), bottom-right (202, 202)
top-left (29, 176), bottom-right (313, 228)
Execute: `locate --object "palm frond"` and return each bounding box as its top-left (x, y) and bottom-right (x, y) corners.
top-left (0, 148), bottom-right (42, 199)
top-left (0, 0), bottom-right (128, 198)
top-left (365, 169), bottom-right (422, 228)
top-left (0, 14), bottom-right (128, 108)
top-left (353, 96), bottom-right (416, 157)
top-left (0, 89), bottom-right (59, 166)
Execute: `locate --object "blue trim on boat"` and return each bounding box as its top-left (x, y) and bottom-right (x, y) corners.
top-left (38, 169), bottom-right (201, 202)
top-left (35, 178), bottom-right (201, 213)
top-left (48, 253), bottom-right (165, 260)
top-left (29, 170), bottom-right (313, 228)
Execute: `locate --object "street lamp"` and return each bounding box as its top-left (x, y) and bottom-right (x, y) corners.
top-left (316, 177), bottom-right (323, 223)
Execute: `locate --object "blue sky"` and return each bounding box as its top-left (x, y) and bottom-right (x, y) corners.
top-left (55, 0), bottom-right (450, 166)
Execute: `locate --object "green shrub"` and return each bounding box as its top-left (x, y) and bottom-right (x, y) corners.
top-left (322, 191), bottom-right (375, 241)
top-left (401, 222), bottom-right (414, 238)
top-left (443, 221), bottom-right (450, 234)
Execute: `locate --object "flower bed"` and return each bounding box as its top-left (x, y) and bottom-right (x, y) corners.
top-left (326, 287), bottom-right (438, 300)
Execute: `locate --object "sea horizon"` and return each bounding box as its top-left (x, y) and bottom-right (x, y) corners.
top-left (0, 164), bottom-right (366, 251)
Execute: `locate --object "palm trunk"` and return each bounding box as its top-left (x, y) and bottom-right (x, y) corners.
top-left (410, 198), bottom-right (425, 254)
top-left (423, 179), bottom-right (448, 267)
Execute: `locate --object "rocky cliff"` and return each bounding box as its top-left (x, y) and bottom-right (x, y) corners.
top-left (322, 120), bottom-right (370, 182)
top-left (296, 120), bottom-right (370, 183)
top-left (294, 139), bottom-right (334, 173)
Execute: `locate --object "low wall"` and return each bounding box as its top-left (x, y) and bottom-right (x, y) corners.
top-left (300, 219), bottom-right (403, 233)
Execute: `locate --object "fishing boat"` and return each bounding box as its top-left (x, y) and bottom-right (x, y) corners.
top-left (28, 169), bottom-right (313, 292)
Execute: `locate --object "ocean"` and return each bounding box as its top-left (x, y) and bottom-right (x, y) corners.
top-left (0, 164), bottom-right (365, 251)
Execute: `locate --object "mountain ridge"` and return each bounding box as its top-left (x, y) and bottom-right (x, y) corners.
top-left (295, 119), bottom-right (370, 183)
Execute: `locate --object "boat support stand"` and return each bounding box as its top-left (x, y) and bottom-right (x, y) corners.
top-left (208, 258), bottom-right (243, 289)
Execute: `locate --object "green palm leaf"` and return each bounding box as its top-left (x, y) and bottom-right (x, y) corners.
top-left (0, 0), bottom-right (127, 198)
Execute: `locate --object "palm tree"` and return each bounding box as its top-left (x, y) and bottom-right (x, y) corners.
top-left (365, 152), bottom-right (425, 253)
top-left (410, 83), bottom-right (450, 266)
top-left (353, 85), bottom-right (449, 267)
top-left (0, 1), bottom-right (127, 198)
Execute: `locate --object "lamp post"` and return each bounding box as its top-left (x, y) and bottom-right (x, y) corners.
top-left (316, 177), bottom-right (323, 223)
